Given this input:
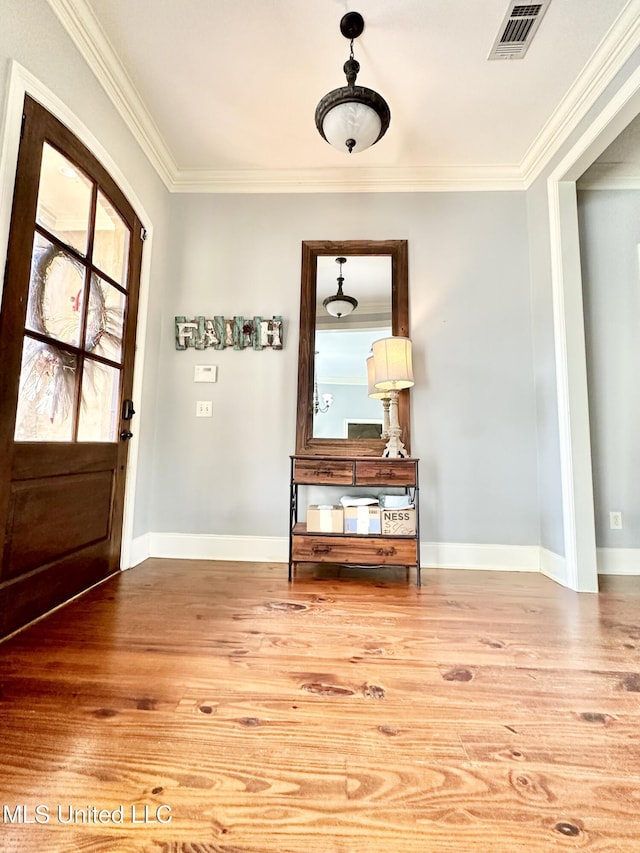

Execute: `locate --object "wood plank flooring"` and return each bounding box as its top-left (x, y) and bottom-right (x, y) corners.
top-left (0, 559), bottom-right (639, 852)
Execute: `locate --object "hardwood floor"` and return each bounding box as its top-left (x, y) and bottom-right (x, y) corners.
top-left (0, 560), bottom-right (639, 852)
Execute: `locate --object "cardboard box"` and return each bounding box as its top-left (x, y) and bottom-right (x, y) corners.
top-left (307, 505), bottom-right (343, 533)
top-left (344, 505), bottom-right (381, 535)
top-left (381, 508), bottom-right (416, 535)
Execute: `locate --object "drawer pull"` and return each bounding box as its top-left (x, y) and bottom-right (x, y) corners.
top-left (317, 469), bottom-right (334, 477)
top-left (376, 547), bottom-right (397, 557)
top-left (312, 545), bottom-right (332, 555)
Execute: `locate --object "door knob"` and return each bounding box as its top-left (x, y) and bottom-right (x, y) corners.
top-left (120, 430), bottom-right (133, 441)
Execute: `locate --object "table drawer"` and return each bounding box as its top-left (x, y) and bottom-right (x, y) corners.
top-left (292, 535), bottom-right (417, 566)
top-left (293, 459), bottom-right (354, 484)
top-left (355, 460), bottom-right (417, 486)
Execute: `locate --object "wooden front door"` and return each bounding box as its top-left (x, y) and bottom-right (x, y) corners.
top-left (0, 97), bottom-right (144, 638)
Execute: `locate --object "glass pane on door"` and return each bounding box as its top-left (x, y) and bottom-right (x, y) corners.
top-left (25, 233), bottom-right (86, 347)
top-left (36, 143), bottom-right (93, 256)
top-left (77, 359), bottom-right (120, 442)
top-left (85, 274), bottom-right (126, 363)
top-left (93, 191), bottom-right (130, 287)
top-left (14, 338), bottom-right (77, 441)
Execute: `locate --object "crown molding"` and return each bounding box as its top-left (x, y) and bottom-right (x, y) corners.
top-left (44, 0), bottom-right (525, 194)
top-left (45, 0), bottom-right (177, 189)
top-left (169, 165), bottom-right (525, 194)
top-left (521, 1), bottom-right (640, 187)
top-left (46, 0), bottom-right (640, 194)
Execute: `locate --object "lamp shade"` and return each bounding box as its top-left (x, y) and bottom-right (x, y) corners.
top-left (372, 337), bottom-right (414, 391)
top-left (366, 354), bottom-right (388, 399)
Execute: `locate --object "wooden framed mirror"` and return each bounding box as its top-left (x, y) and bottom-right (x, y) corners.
top-left (295, 239), bottom-right (409, 457)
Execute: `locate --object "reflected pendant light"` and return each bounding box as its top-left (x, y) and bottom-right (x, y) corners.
top-left (315, 11), bottom-right (391, 155)
top-left (322, 257), bottom-right (358, 318)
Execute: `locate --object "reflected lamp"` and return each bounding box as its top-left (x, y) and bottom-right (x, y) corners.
top-left (366, 354), bottom-right (390, 440)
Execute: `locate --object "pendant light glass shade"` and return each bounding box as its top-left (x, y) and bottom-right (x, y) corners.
top-left (321, 100), bottom-right (383, 154)
top-left (323, 295), bottom-right (357, 318)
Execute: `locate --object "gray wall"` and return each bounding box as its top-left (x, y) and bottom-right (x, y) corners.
top-left (578, 188), bottom-right (640, 548)
top-left (152, 191), bottom-right (540, 546)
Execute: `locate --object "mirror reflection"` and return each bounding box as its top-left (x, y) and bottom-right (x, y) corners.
top-left (295, 239), bottom-right (408, 457)
top-left (313, 255), bottom-right (392, 439)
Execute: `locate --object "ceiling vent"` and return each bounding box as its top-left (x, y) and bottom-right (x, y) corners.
top-left (488, 1), bottom-right (551, 60)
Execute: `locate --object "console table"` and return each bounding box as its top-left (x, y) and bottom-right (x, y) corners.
top-left (289, 455), bottom-right (421, 585)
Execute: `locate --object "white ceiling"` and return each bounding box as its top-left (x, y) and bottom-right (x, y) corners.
top-left (47, 0), bottom-right (639, 192)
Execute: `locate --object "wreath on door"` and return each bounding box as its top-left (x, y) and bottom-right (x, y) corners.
top-left (20, 243), bottom-right (121, 425)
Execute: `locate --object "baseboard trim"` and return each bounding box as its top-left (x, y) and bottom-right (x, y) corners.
top-left (128, 533), bottom-right (151, 568)
top-left (597, 547), bottom-right (640, 576)
top-left (420, 542), bottom-right (540, 572)
top-left (130, 535), bottom-right (615, 587)
top-left (135, 533), bottom-right (548, 573)
top-left (540, 548), bottom-right (568, 586)
top-left (149, 532), bottom-right (289, 563)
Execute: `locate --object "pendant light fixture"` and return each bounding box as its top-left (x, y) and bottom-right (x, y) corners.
top-left (322, 257), bottom-right (358, 318)
top-left (315, 11), bottom-right (391, 155)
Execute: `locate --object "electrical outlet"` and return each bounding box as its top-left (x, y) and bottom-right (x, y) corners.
top-left (609, 511), bottom-right (623, 530)
top-left (196, 400), bottom-right (212, 417)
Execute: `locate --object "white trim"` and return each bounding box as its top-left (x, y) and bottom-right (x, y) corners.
top-left (170, 165), bottom-right (526, 195)
top-left (420, 542), bottom-right (540, 572)
top-left (522, 2), bottom-right (640, 187)
top-left (44, 0), bottom-right (640, 194)
top-left (547, 63), bottom-right (640, 593)
top-left (540, 548), bottom-right (568, 586)
top-left (44, 0), bottom-right (175, 188)
top-left (547, 180), bottom-right (598, 592)
top-left (0, 61), bottom-right (154, 576)
top-left (143, 534), bottom-right (542, 573)
top-left (129, 533), bottom-right (151, 568)
top-left (549, 65), bottom-right (640, 184)
top-left (149, 533), bottom-right (289, 563)
top-left (597, 548), bottom-right (640, 575)
top-left (0, 65), bottom-right (26, 300)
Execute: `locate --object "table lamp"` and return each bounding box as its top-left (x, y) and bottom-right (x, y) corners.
top-left (372, 336), bottom-right (414, 458)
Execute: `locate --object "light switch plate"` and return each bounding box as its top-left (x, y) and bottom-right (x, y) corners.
top-left (194, 364), bottom-right (218, 383)
top-left (196, 401), bottom-right (212, 417)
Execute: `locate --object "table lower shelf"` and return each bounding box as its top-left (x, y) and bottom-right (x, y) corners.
top-left (292, 534), bottom-right (417, 565)
top-left (290, 524), bottom-right (420, 586)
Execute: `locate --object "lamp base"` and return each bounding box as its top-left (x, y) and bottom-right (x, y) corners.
top-left (382, 435), bottom-right (409, 459)
top-left (380, 391), bottom-right (409, 458)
